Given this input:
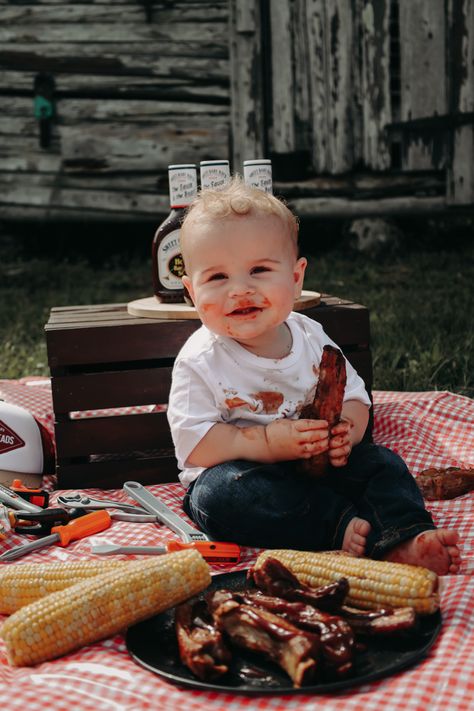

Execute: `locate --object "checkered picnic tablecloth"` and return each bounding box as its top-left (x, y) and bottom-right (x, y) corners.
top-left (0, 380), bottom-right (473, 710)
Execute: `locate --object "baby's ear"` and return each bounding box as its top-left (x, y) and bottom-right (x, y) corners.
top-left (293, 257), bottom-right (307, 295)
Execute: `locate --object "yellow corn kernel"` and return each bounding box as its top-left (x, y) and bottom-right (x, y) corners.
top-left (253, 549), bottom-right (439, 615)
top-left (0, 560), bottom-right (133, 614)
top-left (1, 549), bottom-right (211, 666)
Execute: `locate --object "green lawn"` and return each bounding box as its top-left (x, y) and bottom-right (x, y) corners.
top-left (1, 227), bottom-right (472, 397)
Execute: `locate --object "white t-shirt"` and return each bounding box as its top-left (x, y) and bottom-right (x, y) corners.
top-left (167, 311), bottom-right (371, 486)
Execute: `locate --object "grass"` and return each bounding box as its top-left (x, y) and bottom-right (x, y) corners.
top-left (1, 222), bottom-right (473, 397)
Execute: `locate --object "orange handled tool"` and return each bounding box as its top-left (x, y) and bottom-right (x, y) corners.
top-left (166, 540), bottom-right (240, 563)
top-left (0, 510), bottom-right (112, 562)
top-left (91, 539), bottom-right (241, 564)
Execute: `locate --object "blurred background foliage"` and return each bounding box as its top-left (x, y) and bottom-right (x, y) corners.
top-left (1, 215), bottom-right (472, 397)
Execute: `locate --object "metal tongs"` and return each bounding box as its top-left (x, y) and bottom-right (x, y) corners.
top-left (56, 493), bottom-right (156, 522)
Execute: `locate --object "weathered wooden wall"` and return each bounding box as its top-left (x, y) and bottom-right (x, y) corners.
top-left (231, 0), bottom-right (474, 212)
top-left (0, 0), bottom-right (230, 220)
top-left (1, 0), bottom-right (473, 222)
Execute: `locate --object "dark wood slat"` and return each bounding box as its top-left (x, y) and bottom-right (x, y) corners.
top-left (51, 367), bottom-right (172, 412)
top-left (303, 301), bottom-right (371, 348)
top-left (46, 319), bottom-right (201, 366)
top-left (56, 456), bottom-right (180, 490)
top-left (342, 350), bottom-right (373, 392)
top-left (54, 412), bottom-right (172, 457)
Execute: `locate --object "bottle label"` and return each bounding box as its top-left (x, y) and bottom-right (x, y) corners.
top-left (243, 163), bottom-right (273, 194)
top-left (157, 228), bottom-right (185, 289)
top-left (169, 166), bottom-right (197, 207)
top-left (200, 162), bottom-right (230, 191)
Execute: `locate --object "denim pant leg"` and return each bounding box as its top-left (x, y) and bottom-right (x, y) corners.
top-left (183, 459), bottom-right (357, 550)
top-left (324, 442), bottom-right (436, 557)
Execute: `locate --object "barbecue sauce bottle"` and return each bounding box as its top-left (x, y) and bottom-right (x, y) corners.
top-left (152, 164), bottom-right (197, 303)
top-left (243, 159), bottom-right (273, 193)
top-left (200, 159), bottom-right (230, 191)
top-left (181, 159), bottom-right (231, 306)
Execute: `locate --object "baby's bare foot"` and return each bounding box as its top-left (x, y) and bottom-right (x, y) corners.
top-left (383, 529), bottom-right (461, 575)
top-left (342, 517), bottom-right (371, 556)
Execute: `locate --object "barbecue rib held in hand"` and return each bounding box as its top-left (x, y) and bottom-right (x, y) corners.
top-left (300, 345), bottom-right (346, 477)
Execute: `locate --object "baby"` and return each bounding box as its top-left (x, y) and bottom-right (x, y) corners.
top-left (167, 177), bottom-right (460, 575)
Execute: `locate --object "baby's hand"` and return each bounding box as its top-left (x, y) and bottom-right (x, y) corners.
top-left (328, 419), bottom-right (352, 467)
top-left (265, 418), bottom-right (328, 461)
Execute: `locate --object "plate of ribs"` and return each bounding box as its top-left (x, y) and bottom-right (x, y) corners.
top-left (126, 553), bottom-right (442, 694)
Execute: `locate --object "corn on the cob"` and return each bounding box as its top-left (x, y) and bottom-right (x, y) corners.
top-left (0, 560), bottom-right (135, 615)
top-left (253, 550), bottom-right (439, 615)
top-left (1, 549), bottom-right (211, 666)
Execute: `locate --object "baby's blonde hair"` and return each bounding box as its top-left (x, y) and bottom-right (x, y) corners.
top-left (180, 175), bottom-right (299, 255)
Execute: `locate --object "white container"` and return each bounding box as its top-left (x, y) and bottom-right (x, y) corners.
top-left (168, 164), bottom-right (198, 208)
top-left (243, 159), bottom-right (273, 194)
top-left (200, 160), bottom-right (230, 191)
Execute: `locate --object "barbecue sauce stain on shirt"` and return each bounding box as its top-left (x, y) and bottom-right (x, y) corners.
top-left (223, 389), bottom-right (284, 414)
top-left (250, 391), bottom-right (284, 414)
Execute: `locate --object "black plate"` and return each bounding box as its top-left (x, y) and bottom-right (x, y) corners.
top-left (126, 571), bottom-right (442, 695)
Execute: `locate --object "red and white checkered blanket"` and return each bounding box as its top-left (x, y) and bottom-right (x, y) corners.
top-left (0, 379), bottom-right (473, 710)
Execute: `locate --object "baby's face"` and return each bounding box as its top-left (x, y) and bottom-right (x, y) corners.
top-left (182, 214), bottom-right (306, 352)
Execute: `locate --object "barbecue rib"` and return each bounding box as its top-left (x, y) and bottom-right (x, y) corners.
top-left (236, 590), bottom-right (355, 677)
top-left (248, 556), bottom-right (349, 612)
top-left (300, 345), bottom-right (347, 477)
top-left (249, 556), bottom-right (418, 636)
top-left (175, 599), bottom-right (232, 681)
top-left (416, 467), bottom-right (474, 500)
top-left (208, 590), bottom-right (320, 687)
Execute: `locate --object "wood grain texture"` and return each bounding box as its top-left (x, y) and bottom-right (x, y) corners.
top-left (45, 296), bottom-right (372, 487)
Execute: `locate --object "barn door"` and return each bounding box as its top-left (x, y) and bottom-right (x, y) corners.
top-left (230, 0), bottom-right (474, 206)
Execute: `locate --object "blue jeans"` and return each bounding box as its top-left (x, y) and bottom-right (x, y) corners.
top-left (183, 443), bottom-right (435, 557)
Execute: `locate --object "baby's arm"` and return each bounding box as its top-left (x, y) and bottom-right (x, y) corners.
top-left (328, 399), bottom-right (370, 467)
top-left (186, 418), bottom-right (329, 468)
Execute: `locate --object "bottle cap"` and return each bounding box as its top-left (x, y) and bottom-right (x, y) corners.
top-left (168, 164), bottom-right (198, 208)
top-left (200, 160), bottom-right (230, 191)
top-left (243, 159), bottom-right (273, 193)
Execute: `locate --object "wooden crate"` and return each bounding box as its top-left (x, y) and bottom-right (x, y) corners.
top-left (45, 296), bottom-right (372, 489)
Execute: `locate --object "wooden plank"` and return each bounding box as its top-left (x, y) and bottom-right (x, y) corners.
top-left (0, 169), bottom-right (159, 193)
top-left (342, 350), bottom-right (373, 392)
top-left (289, 194), bottom-right (446, 217)
top-left (0, 97), bottom-right (228, 120)
top-left (0, 71), bottom-right (229, 98)
top-left (305, 0), bottom-right (328, 171)
top-left (1, 4), bottom-right (227, 24)
top-left (0, 40), bottom-right (228, 60)
top-left (359, 0), bottom-right (392, 169)
top-left (46, 318), bottom-right (201, 366)
top-left (305, 0), bottom-right (355, 173)
top-left (292, 0), bottom-right (311, 152)
top-left (51, 368), bottom-right (172, 412)
top-left (447, 0), bottom-right (474, 204)
top-left (0, 23), bottom-right (225, 44)
top-left (324, 0), bottom-right (355, 172)
top-left (229, 0), bottom-right (265, 167)
top-left (56, 455), bottom-right (179, 490)
top-left (399, 0), bottom-right (447, 170)
top-left (0, 183), bottom-right (170, 214)
top-left (54, 412), bottom-right (173, 457)
top-left (269, 1), bottom-right (295, 153)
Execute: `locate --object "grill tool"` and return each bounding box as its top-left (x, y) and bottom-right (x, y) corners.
top-left (91, 540), bottom-right (241, 563)
top-left (0, 510), bottom-right (112, 561)
top-left (0, 482), bottom-right (44, 514)
top-left (123, 481), bottom-right (241, 562)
